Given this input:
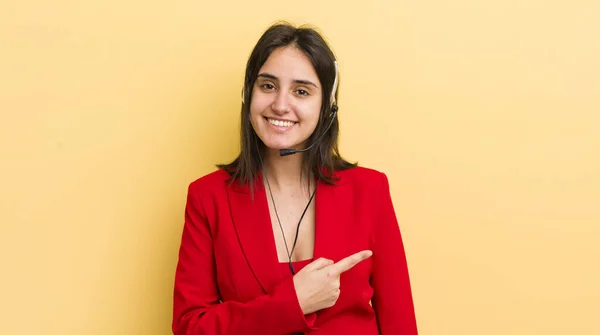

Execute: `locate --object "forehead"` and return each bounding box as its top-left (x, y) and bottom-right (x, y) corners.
top-left (258, 46), bottom-right (320, 83)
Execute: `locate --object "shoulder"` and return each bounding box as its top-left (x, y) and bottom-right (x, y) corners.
top-left (184, 169), bottom-right (232, 218)
top-left (188, 168), bottom-right (231, 193)
top-left (335, 165), bottom-right (388, 184)
top-left (334, 165), bottom-right (391, 192)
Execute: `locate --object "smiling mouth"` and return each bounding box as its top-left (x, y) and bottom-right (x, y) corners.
top-left (265, 117), bottom-right (297, 128)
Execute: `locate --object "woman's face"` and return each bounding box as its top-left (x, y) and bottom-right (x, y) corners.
top-left (249, 46), bottom-right (323, 152)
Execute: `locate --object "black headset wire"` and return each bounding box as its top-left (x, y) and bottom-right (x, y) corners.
top-left (255, 138), bottom-right (316, 275)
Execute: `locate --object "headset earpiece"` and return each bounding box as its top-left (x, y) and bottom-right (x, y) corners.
top-left (329, 60), bottom-right (339, 117)
top-left (330, 61), bottom-right (339, 114)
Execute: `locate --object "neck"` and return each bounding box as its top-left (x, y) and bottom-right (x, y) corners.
top-left (262, 148), bottom-right (312, 192)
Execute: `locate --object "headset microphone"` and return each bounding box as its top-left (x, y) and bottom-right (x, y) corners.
top-left (279, 61), bottom-right (339, 157)
top-left (279, 105), bottom-right (337, 156)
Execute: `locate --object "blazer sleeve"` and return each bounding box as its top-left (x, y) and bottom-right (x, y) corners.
top-left (370, 172), bottom-right (419, 335)
top-left (172, 182), bottom-right (314, 335)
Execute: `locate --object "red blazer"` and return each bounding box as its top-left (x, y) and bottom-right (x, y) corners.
top-left (172, 166), bottom-right (418, 335)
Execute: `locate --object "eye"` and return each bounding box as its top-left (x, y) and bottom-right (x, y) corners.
top-left (295, 89), bottom-right (309, 96)
top-left (260, 83), bottom-right (276, 90)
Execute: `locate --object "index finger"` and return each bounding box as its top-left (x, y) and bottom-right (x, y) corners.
top-left (328, 250), bottom-right (373, 275)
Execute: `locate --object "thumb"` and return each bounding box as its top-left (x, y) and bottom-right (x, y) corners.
top-left (302, 257), bottom-right (333, 272)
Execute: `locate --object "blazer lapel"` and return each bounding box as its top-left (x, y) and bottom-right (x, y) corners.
top-left (226, 175), bottom-right (282, 293)
top-left (314, 174), bottom-right (351, 262)
top-left (226, 171), bottom-right (352, 293)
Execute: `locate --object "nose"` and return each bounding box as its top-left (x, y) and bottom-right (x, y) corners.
top-left (271, 90), bottom-right (291, 114)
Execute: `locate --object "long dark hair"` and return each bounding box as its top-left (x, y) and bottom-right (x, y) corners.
top-left (217, 22), bottom-right (357, 192)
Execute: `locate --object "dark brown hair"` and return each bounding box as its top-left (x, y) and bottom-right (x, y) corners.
top-left (217, 21), bottom-right (356, 192)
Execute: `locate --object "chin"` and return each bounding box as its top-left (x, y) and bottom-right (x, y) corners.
top-left (257, 137), bottom-right (295, 150)
top-left (262, 142), bottom-right (294, 150)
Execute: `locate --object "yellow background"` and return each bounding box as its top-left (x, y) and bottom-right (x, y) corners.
top-left (1, 0), bottom-right (599, 334)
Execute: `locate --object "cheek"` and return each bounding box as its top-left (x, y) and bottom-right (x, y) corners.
top-left (300, 101), bottom-right (322, 126)
top-left (250, 92), bottom-right (272, 112)
top-left (249, 107), bottom-right (260, 123)
top-left (249, 103), bottom-right (265, 125)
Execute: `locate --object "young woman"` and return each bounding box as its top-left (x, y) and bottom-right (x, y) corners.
top-left (172, 22), bottom-right (418, 335)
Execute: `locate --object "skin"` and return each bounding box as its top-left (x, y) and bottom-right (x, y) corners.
top-left (250, 45), bottom-right (372, 314)
top-left (250, 45), bottom-right (323, 154)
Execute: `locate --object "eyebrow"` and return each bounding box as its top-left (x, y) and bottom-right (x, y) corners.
top-left (257, 73), bottom-right (319, 88)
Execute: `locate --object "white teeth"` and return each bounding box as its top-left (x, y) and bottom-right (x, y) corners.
top-left (268, 118), bottom-right (295, 127)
